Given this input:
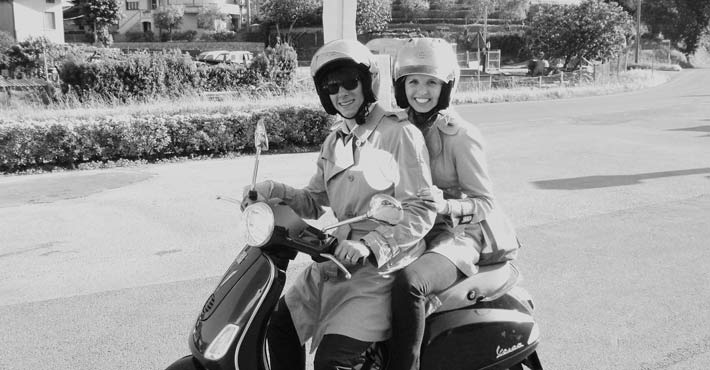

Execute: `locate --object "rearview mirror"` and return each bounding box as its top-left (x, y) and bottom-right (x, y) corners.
top-left (365, 194), bottom-right (403, 226)
top-left (255, 118), bottom-right (269, 151)
top-left (322, 194), bottom-right (403, 231)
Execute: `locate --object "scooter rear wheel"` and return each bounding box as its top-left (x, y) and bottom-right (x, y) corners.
top-left (165, 355), bottom-right (204, 370)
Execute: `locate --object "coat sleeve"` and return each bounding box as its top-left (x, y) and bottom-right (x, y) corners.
top-left (446, 122), bottom-right (494, 225)
top-left (361, 123), bottom-right (437, 267)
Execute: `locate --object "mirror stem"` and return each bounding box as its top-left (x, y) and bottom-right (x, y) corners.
top-left (322, 214), bottom-right (368, 232)
top-left (249, 147), bottom-right (262, 200)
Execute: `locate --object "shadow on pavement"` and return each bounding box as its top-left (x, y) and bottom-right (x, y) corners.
top-left (532, 167), bottom-right (710, 190)
top-left (0, 171), bottom-right (153, 208)
top-left (669, 125), bottom-right (710, 137)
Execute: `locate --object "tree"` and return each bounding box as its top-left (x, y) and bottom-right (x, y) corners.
top-left (398, 0), bottom-right (429, 23)
top-left (260, 0), bottom-right (320, 41)
top-left (526, 0), bottom-right (634, 69)
top-left (604, 0), bottom-right (710, 56)
top-left (153, 5), bottom-right (185, 41)
top-left (80, 0), bottom-right (121, 47)
top-left (356, 0), bottom-right (392, 34)
top-left (460, 0), bottom-right (529, 39)
top-left (498, 0), bottom-right (530, 24)
top-left (672, 0), bottom-right (710, 55)
top-left (197, 5), bottom-right (230, 31)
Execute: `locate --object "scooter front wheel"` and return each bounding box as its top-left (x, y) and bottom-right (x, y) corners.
top-left (165, 355), bottom-right (204, 370)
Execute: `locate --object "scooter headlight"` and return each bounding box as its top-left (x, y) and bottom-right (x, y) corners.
top-left (204, 324), bottom-right (241, 361)
top-left (241, 202), bottom-right (275, 247)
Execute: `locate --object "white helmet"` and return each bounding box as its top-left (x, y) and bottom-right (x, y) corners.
top-left (310, 39), bottom-right (380, 115)
top-left (393, 38), bottom-right (460, 110)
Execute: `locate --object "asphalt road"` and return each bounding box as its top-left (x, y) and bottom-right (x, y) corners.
top-left (1, 69), bottom-right (709, 370)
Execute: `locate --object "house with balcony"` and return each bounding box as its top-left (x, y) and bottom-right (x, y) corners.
top-left (117, 0), bottom-right (249, 35)
top-left (0, 0), bottom-right (65, 43)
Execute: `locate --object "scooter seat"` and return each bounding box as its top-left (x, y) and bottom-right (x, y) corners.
top-left (424, 262), bottom-right (520, 316)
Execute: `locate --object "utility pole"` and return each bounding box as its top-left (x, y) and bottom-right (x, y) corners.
top-left (635, 0), bottom-right (641, 63)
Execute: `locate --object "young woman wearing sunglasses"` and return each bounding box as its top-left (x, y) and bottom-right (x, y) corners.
top-left (389, 38), bottom-right (520, 370)
top-left (242, 38), bottom-right (436, 370)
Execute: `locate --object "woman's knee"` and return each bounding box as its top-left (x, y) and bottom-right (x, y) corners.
top-left (393, 264), bottom-right (427, 296)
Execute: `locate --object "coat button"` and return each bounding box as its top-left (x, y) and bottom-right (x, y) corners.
top-left (348, 175), bottom-right (355, 182)
top-left (323, 275), bottom-right (329, 282)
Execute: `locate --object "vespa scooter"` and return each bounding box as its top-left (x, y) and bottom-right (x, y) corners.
top-left (165, 122), bottom-right (543, 370)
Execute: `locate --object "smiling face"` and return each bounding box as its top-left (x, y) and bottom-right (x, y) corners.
top-left (327, 78), bottom-right (365, 119)
top-left (404, 74), bottom-right (444, 113)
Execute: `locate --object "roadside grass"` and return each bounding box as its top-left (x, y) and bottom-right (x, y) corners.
top-left (453, 69), bottom-right (670, 104)
top-left (0, 69), bottom-right (669, 123)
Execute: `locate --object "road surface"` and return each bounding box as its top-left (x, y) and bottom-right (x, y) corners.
top-left (1, 69), bottom-right (709, 370)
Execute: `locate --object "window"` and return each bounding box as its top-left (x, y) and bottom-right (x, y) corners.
top-left (46, 0), bottom-right (56, 3)
top-left (43, 11), bottom-right (56, 29)
top-left (126, 1), bottom-right (139, 10)
top-left (151, 0), bottom-right (157, 9)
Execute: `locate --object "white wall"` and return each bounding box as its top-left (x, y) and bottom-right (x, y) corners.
top-left (11, 0), bottom-right (64, 43)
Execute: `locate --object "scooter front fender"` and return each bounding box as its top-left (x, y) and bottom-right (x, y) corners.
top-left (165, 355), bottom-right (204, 370)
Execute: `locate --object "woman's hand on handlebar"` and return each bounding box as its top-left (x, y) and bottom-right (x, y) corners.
top-left (334, 240), bottom-right (371, 266)
top-left (241, 182), bottom-right (272, 210)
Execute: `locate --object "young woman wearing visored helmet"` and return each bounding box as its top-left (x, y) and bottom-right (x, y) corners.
top-left (389, 38), bottom-right (520, 370)
top-left (242, 39), bottom-right (436, 370)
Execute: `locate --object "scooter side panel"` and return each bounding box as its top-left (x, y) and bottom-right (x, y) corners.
top-left (189, 247), bottom-right (282, 370)
top-left (421, 305), bottom-right (537, 370)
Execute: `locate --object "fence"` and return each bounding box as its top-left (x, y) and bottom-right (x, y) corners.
top-left (457, 56), bottom-right (631, 92)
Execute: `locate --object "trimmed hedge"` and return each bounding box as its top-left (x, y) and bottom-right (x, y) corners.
top-left (0, 106), bottom-right (335, 173)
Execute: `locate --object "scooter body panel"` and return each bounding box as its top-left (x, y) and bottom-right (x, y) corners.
top-left (188, 246), bottom-right (285, 370)
top-left (421, 290), bottom-right (539, 370)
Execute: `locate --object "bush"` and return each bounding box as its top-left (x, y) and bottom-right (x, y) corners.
top-left (0, 106), bottom-right (335, 173)
top-left (249, 42), bottom-right (298, 89)
top-left (200, 31), bottom-right (242, 42)
top-left (487, 33), bottom-right (531, 62)
top-left (125, 31), bottom-right (155, 42)
top-left (57, 45), bottom-right (297, 101)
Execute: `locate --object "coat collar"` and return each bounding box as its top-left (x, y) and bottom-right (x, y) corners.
top-left (324, 103), bottom-right (385, 183)
top-left (330, 103), bottom-right (385, 145)
top-left (407, 108), bottom-right (460, 157)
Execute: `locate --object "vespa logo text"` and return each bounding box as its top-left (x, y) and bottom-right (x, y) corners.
top-left (496, 343), bottom-right (523, 358)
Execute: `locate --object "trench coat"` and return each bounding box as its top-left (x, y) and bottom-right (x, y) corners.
top-left (414, 109), bottom-right (516, 277)
top-left (264, 103), bottom-right (436, 350)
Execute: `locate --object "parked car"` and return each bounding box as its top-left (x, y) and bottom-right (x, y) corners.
top-left (196, 50), bottom-right (228, 63)
top-left (211, 51), bottom-right (254, 66)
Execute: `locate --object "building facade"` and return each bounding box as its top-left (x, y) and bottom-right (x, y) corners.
top-left (0, 0), bottom-right (64, 43)
top-left (117, 0), bottom-right (247, 35)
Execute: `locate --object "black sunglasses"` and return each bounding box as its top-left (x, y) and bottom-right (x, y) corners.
top-left (321, 78), bottom-right (359, 95)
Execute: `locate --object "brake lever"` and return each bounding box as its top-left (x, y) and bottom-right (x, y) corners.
top-left (318, 253), bottom-right (352, 280)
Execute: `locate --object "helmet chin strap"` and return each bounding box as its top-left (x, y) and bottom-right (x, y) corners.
top-left (410, 107), bottom-right (438, 128)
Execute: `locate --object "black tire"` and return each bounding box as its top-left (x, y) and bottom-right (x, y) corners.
top-left (165, 355), bottom-right (203, 370)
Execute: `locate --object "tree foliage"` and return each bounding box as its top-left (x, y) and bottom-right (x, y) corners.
top-left (526, 0), bottom-right (633, 69)
top-left (260, 0), bottom-right (320, 36)
top-left (197, 5), bottom-right (229, 31)
top-left (153, 5), bottom-right (185, 40)
top-left (79, 0), bottom-right (121, 46)
top-left (356, 0), bottom-right (392, 34)
top-left (605, 0), bottom-right (710, 55)
top-left (398, 0), bottom-right (429, 22)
